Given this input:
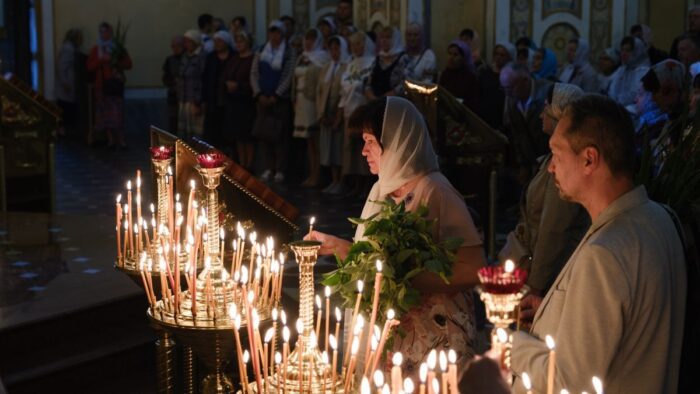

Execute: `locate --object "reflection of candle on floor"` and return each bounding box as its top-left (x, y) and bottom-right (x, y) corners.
top-left (546, 335), bottom-right (556, 394)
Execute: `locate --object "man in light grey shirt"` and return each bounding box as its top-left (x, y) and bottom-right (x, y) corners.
top-left (511, 95), bottom-right (686, 394)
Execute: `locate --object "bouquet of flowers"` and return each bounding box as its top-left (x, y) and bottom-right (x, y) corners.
top-left (322, 200), bottom-right (462, 322)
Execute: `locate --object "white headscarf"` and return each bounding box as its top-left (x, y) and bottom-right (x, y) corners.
top-left (324, 35), bottom-right (350, 82)
top-left (213, 30), bottom-right (233, 50)
top-left (379, 28), bottom-right (404, 58)
top-left (184, 29), bottom-right (202, 47)
top-left (303, 28), bottom-right (330, 68)
top-left (260, 21), bottom-right (287, 71)
top-left (354, 97), bottom-right (439, 240)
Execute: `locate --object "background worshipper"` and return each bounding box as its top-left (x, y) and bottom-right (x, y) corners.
top-left (477, 41), bottom-right (515, 129)
top-left (511, 94), bottom-right (687, 394)
top-left (55, 28), bottom-right (84, 138)
top-left (459, 28), bottom-right (484, 69)
top-left (161, 35), bottom-right (183, 134)
top-left (293, 28), bottom-right (329, 187)
top-left (670, 5), bottom-right (700, 59)
top-left (197, 13), bottom-right (215, 53)
top-left (316, 36), bottom-right (349, 195)
top-left (404, 22), bottom-right (437, 83)
top-left (229, 16), bottom-right (248, 36)
top-left (307, 97), bottom-right (486, 375)
top-left (630, 24), bottom-right (668, 65)
top-left (500, 63), bottom-right (553, 185)
top-left (176, 29), bottom-right (206, 139)
top-left (251, 20), bottom-right (295, 183)
top-left (438, 39), bottom-right (480, 112)
top-left (280, 15), bottom-right (297, 44)
top-left (500, 83), bottom-right (590, 300)
top-left (365, 27), bottom-right (408, 99)
top-left (87, 22), bottom-right (132, 149)
top-left (639, 59), bottom-right (687, 146)
top-left (339, 31), bottom-right (375, 198)
top-left (335, 0), bottom-right (354, 29)
top-left (530, 47), bottom-right (558, 82)
top-left (608, 36), bottom-right (650, 115)
top-left (317, 16), bottom-right (337, 48)
top-left (222, 31), bottom-right (256, 170)
top-left (596, 47), bottom-right (620, 95)
top-left (676, 32), bottom-right (700, 68)
top-left (201, 30), bottom-right (234, 146)
top-left (559, 38), bottom-right (600, 92)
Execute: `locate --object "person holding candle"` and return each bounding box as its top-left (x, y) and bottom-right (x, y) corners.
top-left (308, 97), bottom-right (486, 376)
top-left (510, 95), bottom-right (686, 393)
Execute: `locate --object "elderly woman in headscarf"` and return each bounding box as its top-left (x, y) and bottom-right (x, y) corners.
top-left (176, 29), bottom-right (206, 139)
top-left (608, 36), bottom-right (650, 115)
top-left (87, 22), bottom-right (132, 148)
top-left (530, 47), bottom-right (558, 82)
top-left (308, 97), bottom-right (486, 375)
top-left (639, 59), bottom-right (687, 147)
top-left (631, 24), bottom-right (668, 65)
top-left (477, 41), bottom-right (515, 129)
top-left (317, 36), bottom-right (350, 194)
top-left (251, 20), bottom-right (296, 183)
top-left (558, 38), bottom-right (599, 92)
top-left (339, 31), bottom-right (376, 196)
top-left (438, 39), bottom-right (479, 112)
top-left (365, 26), bottom-right (409, 99)
top-left (202, 30), bottom-right (235, 146)
top-left (500, 83), bottom-right (590, 315)
top-left (404, 22), bottom-right (437, 83)
top-left (294, 28), bottom-right (330, 187)
top-left (597, 47), bottom-right (620, 95)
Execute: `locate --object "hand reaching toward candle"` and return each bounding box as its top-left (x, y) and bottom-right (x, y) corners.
top-left (518, 294), bottom-right (544, 330)
top-left (305, 230), bottom-right (351, 260)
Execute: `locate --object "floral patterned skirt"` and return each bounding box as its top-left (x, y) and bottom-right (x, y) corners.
top-left (390, 291), bottom-right (477, 380)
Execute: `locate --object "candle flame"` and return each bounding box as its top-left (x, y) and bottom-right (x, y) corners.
top-left (351, 336), bottom-right (360, 354)
top-left (310, 216), bottom-right (315, 225)
top-left (234, 314), bottom-right (241, 330)
top-left (497, 328), bottom-right (509, 343)
top-left (272, 307), bottom-right (278, 321)
top-left (252, 309), bottom-right (260, 328)
top-left (316, 295), bottom-right (322, 309)
top-left (264, 328), bottom-right (274, 343)
top-left (360, 377), bottom-right (371, 394)
top-left (560, 390), bottom-right (570, 394)
top-left (335, 307), bottom-right (342, 321)
top-left (448, 349), bottom-right (457, 363)
top-left (247, 290), bottom-right (254, 303)
top-left (124, 204), bottom-right (129, 214)
top-left (329, 334), bottom-right (337, 350)
top-left (357, 280), bottom-right (364, 293)
top-left (432, 377), bottom-right (440, 394)
top-left (392, 352), bottom-right (403, 366)
top-left (250, 231), bottom-right (257, 244)
top-left (280, 310), bottom-right (287, 325)
top-left (150, 203), bottom-right (155, 213)
top-left (296, 318), bottom-right (304, 334)
top-left (382, 384), bottom-right (390, 394)
top-left (439, 350), bottom-right (448, 372)
top-left (427, 349), bottom-right (437, 369)
top-left (240, 266), bottom-right (249, 283)
top-left (228, 304), bottom-right (237, 319)
top-left (116, 194), bottom-right (122, 203)
top-left (242, 349), bottom-right (249, 363)
top-left (321, 351), bottom-right (329, 365)
top-left (282, 326), bottom-right (290, 342)
top-left (309, 331), bottom-right (318, 349)
top-left (376, 259), bottom-right (383, 272)
top-left (419, 363), bottom-right (428, 382)
top-left (546, 335), bottom-right (556, 350)
top-left (325, 286), bottom-right (331, 297)
top-left (387, 309), bottom-right (395, 320)
top-left (190, 179), bottom-right (195, 189)
top-left (592, 377), bottom-right (603, 394)
top-left (371, 334), bottom-right (379, 351)
top-left (373, 369), bottom-right (385, 388)
top-left (127, 180), bottom-right (132, 190)
top-left (505, 259), bottom-right (515, 273)
top-left (275, 352), bottom-right (282, 364)
top-left (522, 372), bottom-right (532, 390)
top-left (404, 378), bottom-right (415, 394)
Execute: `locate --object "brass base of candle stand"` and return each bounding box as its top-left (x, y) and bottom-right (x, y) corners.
top-left (183, 345), bottom-right (198, 394)
top-left (476, 286), bottom-right (529, 329)
top-left (246, 347), bottom-right (344, 393)
top-left (156, 330), bottom-right (178, 394)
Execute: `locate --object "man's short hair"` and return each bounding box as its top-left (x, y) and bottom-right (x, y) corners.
top-left (232, 16), bottom-right (247, 27)
top-left (459, 28), bottom-right (474, 40)
top-left (198, 14), bottom-right (213, 30)
top-left (280, 15), bottom-right (295, 26)
top-left (561, 94), bottom-right (636, 178)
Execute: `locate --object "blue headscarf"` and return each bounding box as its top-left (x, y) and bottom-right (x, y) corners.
top-left (532, 48), bottom-right (558, 80)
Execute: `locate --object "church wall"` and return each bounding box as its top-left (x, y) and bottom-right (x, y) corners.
top-left (53, 0), bottom-right (254, 88)
top-left (429, 0), bottom-right (485, 72)
top-left (647, 0), bottom-right (686, 54)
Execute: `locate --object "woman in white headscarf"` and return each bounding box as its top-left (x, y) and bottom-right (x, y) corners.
top-left (339, 31), bottom-right (376, 194)
top-left (309, 97), bottom-right (486, 374)
top-left (317, 35), bottom-right (350, 194)
top-left (294, 28), bottom-right (330, 187)
top-left (365, 26), bottom-right (409, 99)
top-left (608, 36), bottom-right (651, 115)
top-left (559, 38), bottom-right (600, 92)
top-left (597, 47), bottom-right (620, 95)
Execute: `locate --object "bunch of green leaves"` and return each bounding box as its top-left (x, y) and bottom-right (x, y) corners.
top-left (111, 18), bottom-right (131, 69)
top-left (322, 200), bottom-right (462, 322)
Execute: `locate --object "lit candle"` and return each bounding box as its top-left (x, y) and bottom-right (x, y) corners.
top-left (230, 307), bottom-right (249, 390)
top-left (145, 260), bottom-right (156, 306)
top-left (330, 334), bottom-right (339, 393)
top-left (404, 378), bottom-right (415, 394)
top-left (270, 307), bottom-right (279, 376)
top-left (274, 352), bottom-right (282, 393)
top-left (592, 376), bottom-right (604, 394)
top-left (325, 286), bottom-right (331, 352)
top-left (296, 319), bottom-right (305, 391)
top-left (382, 384), bottom-right (390, 394)
top-left (315, 294), bottom-right (323, 339)
top-left (447, 349), bottom-right (458, 394)
top-left (138, 257), bottom-right (152, 307)
top-left (263, 328), bottom-right (274, 388)
top-left (391, 352), bottom-right (403, 394)
top-left (427, 350), bottom-right (437, 394)
top-left (345, 280), bottom-right (364, 367)
top-left (123, 214), bottom-right (129, 263)
top-left (159, 259), bottom-right (168, 308)
top-left (116, 194), bottom-right (122, 262)
top-left (136, 171), bottom-right (142, 236)
top-left (282, 326), bottom-right (290, 394)
top-left (127, 181), bottom-right (133, 259)
top-left (364, 260), bottom-right (383, 370)
top-left (522, 372), bottom-right (532, 394)
top-left (546, 335), bottom-right (556, 394)
top-left (344, 336), bottom-right (360, 393)
top-left (186, 179), bottom-right (195, 231)
top-left (134, 224), bottom-right (140, 254)
top-left (360, 376), bottom-right (371, 394)
top-left (334, 307), bottom-right (342, 353)
top-left (419, 363), bottom-right (428, 394)
top-left (308, 216), bottom-right (315, 238)
top-left (439, 350), bottom-right (448, 394)
top-left (431, 377), bottom-right (440, 394)
top-left (560, 390), bottom-right (569, 394)
top-left (371, 309), bottom-right (398, 373)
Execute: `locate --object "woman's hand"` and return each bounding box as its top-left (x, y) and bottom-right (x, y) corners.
top-left (305, 230), bottom-right (351, 260)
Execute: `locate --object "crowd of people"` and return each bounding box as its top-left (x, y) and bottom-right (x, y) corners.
top-left (52, 4), bottom-right (698, 392)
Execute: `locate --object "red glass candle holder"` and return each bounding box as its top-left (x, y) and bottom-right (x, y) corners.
top-left (478, 266), bottom-right (528, 294)
top-left (150, 146), bottom-right (174, 160)
top-left (197, 152), bottom-right (226, 169)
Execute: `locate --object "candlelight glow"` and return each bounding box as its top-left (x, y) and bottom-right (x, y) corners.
top-left (296, 318), bottom-right (304, 334)
top-left (497, 328), bottom-right (508, 343)
top-left (228, 304), bottom-right (237, 319)
top-left (392, 352), bottom-right (403, 366)
top-left (190, 179), bottom-right (195, 189)
top-left (560, 390), bottom-right (570, 394)
top-left (546, 335), bottom-right (556, 350)
top-left (282, 326), bottom-right (290, 342)
top-left (247, 291), bottom-right (255, 303)
top-left (329, 334), bottom-right (337, 350)
top-left (376, 259), bottom-right (383, 272)
top-left (357, 280), bottom-right (364, 293)
top-left (275, 352), bottom-right (282, 364)
top-left (432, 377), bottom-right (440, 394)
top-left (242, 350), bottom-right (249, 363)
top-left (382, 385), bottom-right (390, 394)
top-left (264, 328), bottom-right (274, 343)
top-left (127, 180), bottom-right (132, 190)
top-left (310, 216), bottom-right (315, 225)
top-left (321, 351), bottom-right (329, 365)
top-left (272, 307), bottom-right (278, 321)
top-left (281, 310), bottom-right (287, 325)
top-left (419, 363), bottom-right (428, 383)
top-left (240, 266), bottom-right (249, 283)
top-left (371, 333), bottom-right (379, 351)
top-left (427, 349), bottom-right (437, 369)
top-left (309, 331), bottom-right (318, 349)
top-left (505, 259), bottom-right (515, 273)
top-left (351, 336), bottom-right (360, 355)
top-left (592, 377), bottom-right (603, 394)
top-left (361, 377), bottom-right (371, 394)
top-left (448, 349), bottom-right (457, 363)
top-left (325, 286), bottom-right (331, 297)
top-left (439, 350), bottom-right (447, 372)
top-left (373, 370), bottom-right (384, 388)
top-left (316, 295), bottom-right (322, 309)
top-left (522, 372), bottom-right (532, 390)
top-left (116, 194), bottom-right (122, 203)
top-left (387, 309), bottom-right (395, 320)
top-left (404, 378), bottom-right (415, 393)
top-left (335, 307), bottom-right (342, 322)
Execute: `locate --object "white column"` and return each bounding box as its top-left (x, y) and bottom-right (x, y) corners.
top-left (279, 0), bottom-right (293, 17)
top-left (255, 0), bottom-right (268, 48)
top-left (611, 0), bottom-right (626, 49)
top-left (495, 0), bottom-right (510, 45)
top-left (41, 0), bottom-right (55, 100)
top-left (407, 0), bottom-right (423, 24)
